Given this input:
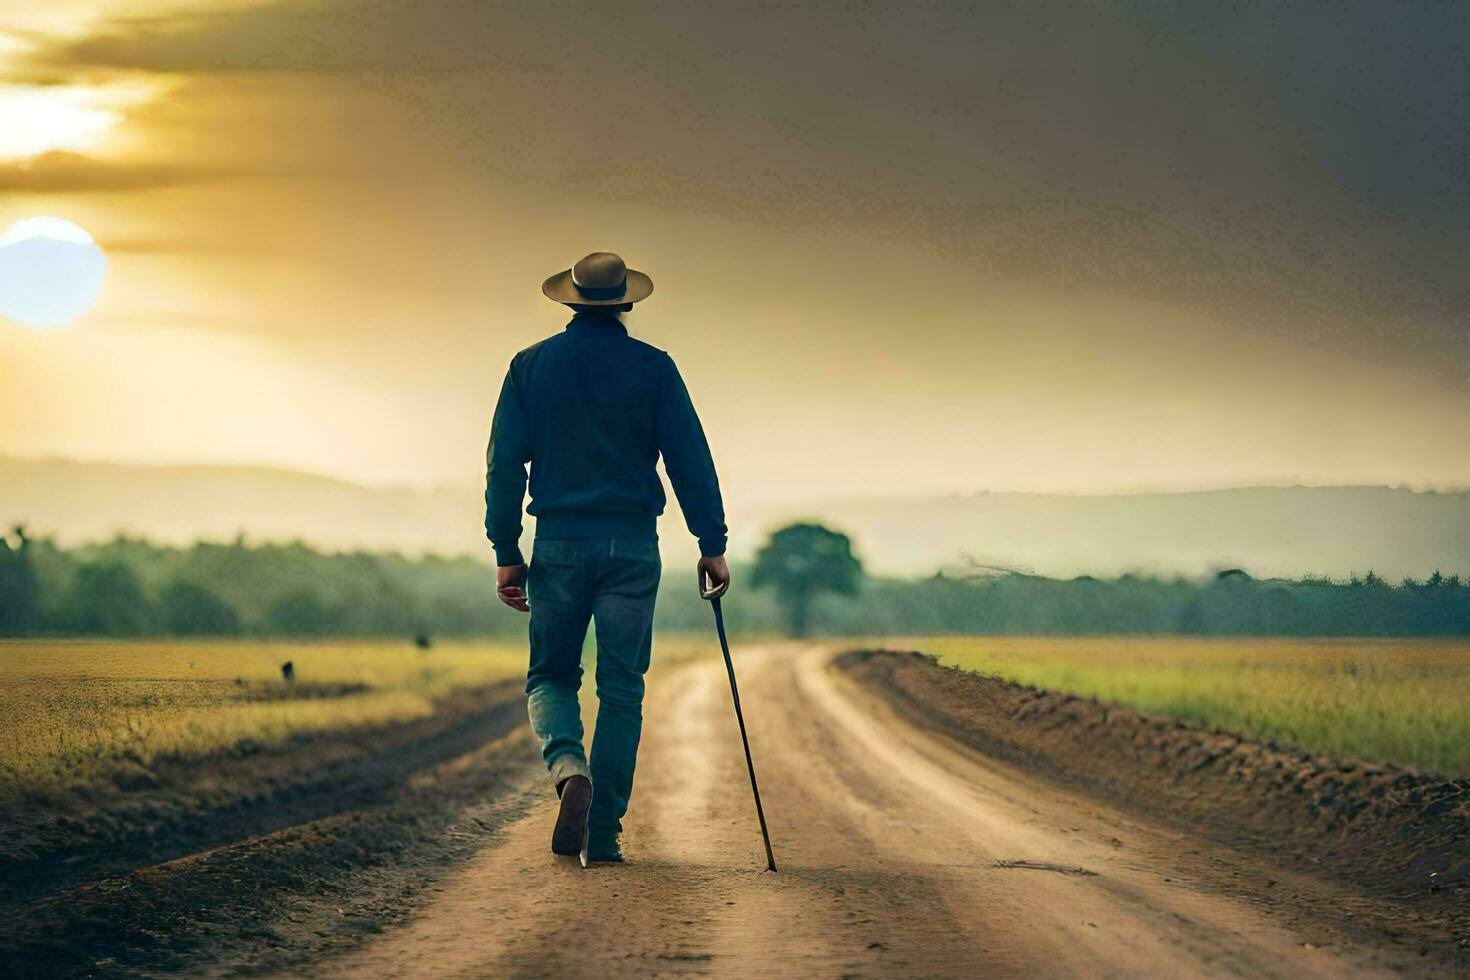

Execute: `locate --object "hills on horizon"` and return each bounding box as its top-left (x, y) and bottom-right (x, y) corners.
top-left (2, 456), bottom-right (1466, 581)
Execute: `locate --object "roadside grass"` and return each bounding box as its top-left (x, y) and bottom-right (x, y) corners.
top-left (0, 633), bottom-right (716, 799)
top-left (0, 639), bottom-right (527, 798)
top-left (901, 636), bottom-right (1470, 776)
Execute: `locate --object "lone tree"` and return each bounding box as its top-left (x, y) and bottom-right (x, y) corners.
top-left (751, 522), bottom-right (862, 636)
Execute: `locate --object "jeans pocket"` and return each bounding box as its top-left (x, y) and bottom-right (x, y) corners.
top-left (528, 556), bottom-right (580, 602)
top-left (608, 556), bottom-right (661, 600)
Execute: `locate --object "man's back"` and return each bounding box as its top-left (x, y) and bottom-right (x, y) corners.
top-left (484, 311), bottom-right (727, 567)
top-left (511, 315), bottom-right (671, 534)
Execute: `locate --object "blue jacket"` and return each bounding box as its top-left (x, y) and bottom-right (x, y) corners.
top-left (484, 312), bottom-right (727, 566)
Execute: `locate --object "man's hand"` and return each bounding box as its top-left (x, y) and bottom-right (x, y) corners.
top-left (497, 563), bottom-right (529, 612)
top-left (697, 555), bottom-right (730, 600)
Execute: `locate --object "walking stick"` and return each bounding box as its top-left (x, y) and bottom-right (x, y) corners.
top-left (702, 581), bottom-right (778, 872)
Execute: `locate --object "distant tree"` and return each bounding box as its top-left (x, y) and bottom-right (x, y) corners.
top-left (159, 578), bottom-right (241, 635)
top-left (66, 560), bottom-right (152, 635)
top-left (265, 589), bottom-right (333, 635)
top-left (0, 525), bottom-right (41, 634)
top-left (751, 522), bottom-right (863, 636)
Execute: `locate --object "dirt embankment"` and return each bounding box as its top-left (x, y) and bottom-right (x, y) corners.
top-left (0, 679), bottom-right (539, 978)
top-left (838, 650), bottom-right (1469, 953)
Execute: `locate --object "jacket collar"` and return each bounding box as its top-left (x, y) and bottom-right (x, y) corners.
top-left (566, 312), bottom-right (628, 335)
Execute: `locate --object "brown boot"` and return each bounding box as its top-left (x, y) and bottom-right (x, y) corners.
top-left (551, 775), bottom-right (592, 856)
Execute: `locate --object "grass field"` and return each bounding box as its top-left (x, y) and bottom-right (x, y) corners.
top-left (0, 634), bottom-right (722, 799)
top-left (8, 635), bottom-right (1466, 797)
top-left (906, 636), bottom-right (1470, 776)
top-left (0, 639), bottom-right (530, 797)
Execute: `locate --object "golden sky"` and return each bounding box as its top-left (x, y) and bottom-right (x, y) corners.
top-left (1, 0), bottom-right (1466, 501)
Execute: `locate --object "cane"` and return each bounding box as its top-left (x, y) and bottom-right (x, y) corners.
top-left (701, 576), bottom-right (778, 872)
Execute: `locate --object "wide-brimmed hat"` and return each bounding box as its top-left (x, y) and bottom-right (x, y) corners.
top-left (541, 251), bottom-right (654, 306)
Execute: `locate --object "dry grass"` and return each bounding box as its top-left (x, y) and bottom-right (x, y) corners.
top-left (0, 634), bottom-right (716, 798)
top-left (902, 636), bottom-right (1470, 776)
top-left (0, 639), bottom-right (525, 796)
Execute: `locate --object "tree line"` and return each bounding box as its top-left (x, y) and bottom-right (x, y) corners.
top-left (0, 526), bottom-right (501, 638)
top-left (0, 523), bottom-right (1466, 638)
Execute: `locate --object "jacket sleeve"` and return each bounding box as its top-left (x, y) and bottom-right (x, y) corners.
top-left (484, 363), bottom-right (531, 566)
top-left (656, 355), bottom-right (728, 557)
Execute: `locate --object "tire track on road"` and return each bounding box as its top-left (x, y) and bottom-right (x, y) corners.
top-left (322, 647), bottom-right (1431, 978)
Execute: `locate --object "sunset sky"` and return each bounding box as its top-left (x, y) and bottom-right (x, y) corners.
top-left (1, 1), bottom-right (1466, 504)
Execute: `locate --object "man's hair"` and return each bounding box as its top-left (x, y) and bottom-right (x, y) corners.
top-left (566, 302), bottom-right (632, 316)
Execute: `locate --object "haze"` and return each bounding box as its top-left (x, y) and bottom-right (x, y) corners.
top-left (2, 1), bottom-right (1466, 504)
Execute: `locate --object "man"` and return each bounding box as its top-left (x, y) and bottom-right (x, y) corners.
top-left (485, 251), bottom-right (730, 865)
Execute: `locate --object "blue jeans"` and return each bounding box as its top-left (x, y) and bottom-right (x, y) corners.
top-left (525, 537), bottom-right (660, 837)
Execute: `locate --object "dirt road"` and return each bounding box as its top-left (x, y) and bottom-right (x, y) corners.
top-left (323, 647), bottom-right (1427, 978)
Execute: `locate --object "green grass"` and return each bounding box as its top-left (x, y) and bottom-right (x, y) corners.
top-left (901, 636), bottom-right (1470, 776)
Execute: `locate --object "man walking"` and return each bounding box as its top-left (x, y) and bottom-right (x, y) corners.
top-left (485, 251), bottom-right (730, 864)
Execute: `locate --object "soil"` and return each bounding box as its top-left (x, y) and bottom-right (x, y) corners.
top-left (324, 646), bottom-right (1463, 977)
top-left (0, 680), bottom-right (539, 978)
top-left (838, 649), bottom-right (1469, 966)
top-left (4, 646), bottom-right (1464, 977)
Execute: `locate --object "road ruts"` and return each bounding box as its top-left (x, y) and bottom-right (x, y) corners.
top-left (320, 646), bottom-right (1424, 979)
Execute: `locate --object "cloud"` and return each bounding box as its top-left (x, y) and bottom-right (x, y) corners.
top-left (37, 1), bottom-right (555, 75)
top-left (27, 0), bottom-right (1470, 377)
top-left (0, 150), bottom-right (234, 193)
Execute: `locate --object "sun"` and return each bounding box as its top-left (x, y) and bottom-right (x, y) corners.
top-left (0, 86), bottom-right (122, 159)
top-left (0, 217), bottom-right (108, 330)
